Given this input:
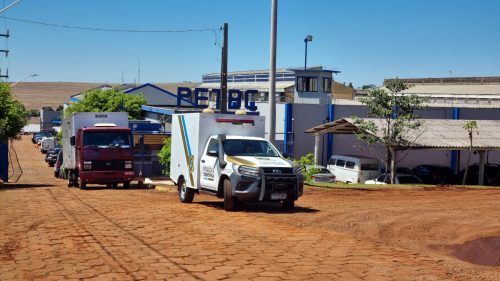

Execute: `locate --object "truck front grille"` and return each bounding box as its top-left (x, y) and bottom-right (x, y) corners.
top-left (92, 160), bottom-right (124, 171)
top-left (263, 174), bottom-right (298, 193)
top-left (262, 167), bottom-right (294, 174)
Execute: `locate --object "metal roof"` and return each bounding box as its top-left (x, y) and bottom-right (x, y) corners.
top-left (306, 118), bottom-right (500, 150)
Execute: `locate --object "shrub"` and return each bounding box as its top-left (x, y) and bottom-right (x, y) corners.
top-left (158, 137), bottom-right (171, 177)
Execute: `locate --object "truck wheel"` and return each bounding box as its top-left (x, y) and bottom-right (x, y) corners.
top-left (54, 171), bottom-right (59, 178)
top-left (178, 177), bottom-right (194, 203)
top-left (282, 198), bottom-right (295, 210)
top-left (79, 180), bottom-right (87, 190)
top-left (223, 178), bottom-right (236, 211)
top-left (123, 181), bottom-right (130, 189)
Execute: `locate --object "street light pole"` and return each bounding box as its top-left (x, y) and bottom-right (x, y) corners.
top-left (268, 0), bottom-right (277, 144)
top-left (0, 0), bottom-right (21, 14)
top-left (10, 73), bottom-right (38, 87)
top-left (304, 35), bottom-right (313, 70)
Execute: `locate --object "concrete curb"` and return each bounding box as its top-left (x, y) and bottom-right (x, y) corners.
top-left (155, 185), bottom-right (177, 193)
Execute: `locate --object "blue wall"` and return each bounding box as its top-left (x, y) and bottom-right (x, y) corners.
top-left (0, 143), bottom-right (8, 182)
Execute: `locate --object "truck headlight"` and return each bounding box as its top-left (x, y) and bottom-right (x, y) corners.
top-left (83, 161), bottom-right (92, 170)
top-left (238, 165), bottom-right (259, 178)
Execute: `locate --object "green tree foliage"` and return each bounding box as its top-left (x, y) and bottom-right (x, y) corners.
top-left (461, 121), bottom-right (478, 185)
top-left (27, 109), bottom-right (40, 117)
top-left (0, 83), bottom-right (28, 143)
top-left (65, 88), bottom-right (146, 119)
top-left (348, 82), bottom-right (353, 88)
top-left (158, 137), bottom-right (171, 177)
top-left (353, 78), bottom-right (426, 184)
top-left (293, 153), bottom-right (320, 182)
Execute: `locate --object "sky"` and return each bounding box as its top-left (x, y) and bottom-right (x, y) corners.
top-left (1, 0), bottom-right (500, 87)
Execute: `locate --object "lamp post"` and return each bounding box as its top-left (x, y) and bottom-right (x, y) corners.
top-left (304, 35), bottom-right (313, 70)
top-left (10, 73), bottom-right (38, 87)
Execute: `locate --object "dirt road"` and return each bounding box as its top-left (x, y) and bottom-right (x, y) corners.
top-left (1, 137), bottom-right (499, 280)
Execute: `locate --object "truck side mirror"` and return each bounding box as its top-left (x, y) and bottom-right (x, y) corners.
top-left (217, 134), bottom-right (227, 168)
top-left (70, 136), bottom-right (75, 146)
top-left (207, 150), bottom-right (218, 157)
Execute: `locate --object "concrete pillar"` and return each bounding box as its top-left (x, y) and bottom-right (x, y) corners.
top-left (314, 134), bottom-right (321, 165)
top-left (478, 150), bottom-right (486, 186)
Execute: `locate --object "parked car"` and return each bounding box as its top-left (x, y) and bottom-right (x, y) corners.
top-left (411, 164), bottom-right (456, 184)
top-left (327, 155), bottom-right (381, 184)
top-left (45, 147), bottom-right (61, 167)
top-left (306, 165), bottom-right (336, 183)
top-left (456, 163), bottom-right (500, 186)
top-left (32, 130), bottom-right (55, 144)
top-left (54, 149), bottom-right (63, 178)
top-left (382, 167), bottom-right (413, 175)
top-left (365, 173), bottom-right (422, 184)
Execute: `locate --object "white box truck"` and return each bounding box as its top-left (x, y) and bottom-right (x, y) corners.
top-left (62, 112), bottom-right (135, 189)
top-left (170, 112), bottom-right (303, 211)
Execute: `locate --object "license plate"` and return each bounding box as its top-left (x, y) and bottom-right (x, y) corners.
top-left (271, 193), bottom-right (287, 200)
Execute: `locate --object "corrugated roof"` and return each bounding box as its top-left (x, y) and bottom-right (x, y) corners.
top-left (378, 84), bottom-right (500, 96)
top-left (306, 118), bottom-right (500, 150)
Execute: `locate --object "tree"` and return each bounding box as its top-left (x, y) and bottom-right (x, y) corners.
top-left (0, 83), bottom-right (28, 143)
top-left (461, 121), bottom-right (478, 185)
top-left (352, 78), bottom-right (426, 184)
top-left (65, 88), bottom-right (146, 119)
top-left (55, 105), bottom-right (64, 111)
top-left (361, 84), bottom-right (376, 90)
top-left (158, 137), bottom-right (171, 177)
top-left (348, 82), bottom-right (353, 89)
top-left (42, 106), bottom-right (54, 111)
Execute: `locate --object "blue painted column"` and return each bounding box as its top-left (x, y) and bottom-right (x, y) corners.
top-left (0, 143), bottom-right (8, 182)
top-left (326, 104), bottom-right (335, 160)
top-left (283, 103), bottom-right (293, 157)
top-left (450, 107), bottom-right (460, 173)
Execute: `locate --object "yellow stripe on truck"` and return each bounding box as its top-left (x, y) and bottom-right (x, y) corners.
top-left (177, 116), bottom-right (195, 187)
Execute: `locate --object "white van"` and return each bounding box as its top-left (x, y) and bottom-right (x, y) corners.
top-left (327, 155), bottom-right (381, 184)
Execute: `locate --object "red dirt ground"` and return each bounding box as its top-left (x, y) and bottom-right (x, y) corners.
top-left (1, 136), bottom-right (499, 280)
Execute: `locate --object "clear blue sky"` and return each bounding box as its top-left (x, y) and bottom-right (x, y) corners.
top-left (2, 0), bottom-right (500, 87)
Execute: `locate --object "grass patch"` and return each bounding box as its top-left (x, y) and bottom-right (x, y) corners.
top-left (306, 181), bottom-right (500, 190)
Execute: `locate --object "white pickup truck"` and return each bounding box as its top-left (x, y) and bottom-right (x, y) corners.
top-left (170, 112), bottom-right (303, 211)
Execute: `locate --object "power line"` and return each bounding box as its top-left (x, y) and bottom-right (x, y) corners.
top-left (3, 16), bottom-right (217, 34)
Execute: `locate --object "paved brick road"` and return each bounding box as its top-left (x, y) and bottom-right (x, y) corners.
top-left (1, 137), bottom-right (498, 281)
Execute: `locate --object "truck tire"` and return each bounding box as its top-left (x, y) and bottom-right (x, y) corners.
top-left (123, 181), bottom-right (130, 189)
top-left (54, 171), bottom-right (59, 178)
top-left (282, 198), bottom-right (295, 210)
top-left (178, 177), bottom-right (194, 203)
top-left (79, 180), bottom-right (86, 190)
top-left (223, 178), bottom-right (236, 211)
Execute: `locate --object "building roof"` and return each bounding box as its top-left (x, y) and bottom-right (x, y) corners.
top-left (306, 118), bottom-right (500, 150)
top-left (198, 82), bottom-right (295, 92)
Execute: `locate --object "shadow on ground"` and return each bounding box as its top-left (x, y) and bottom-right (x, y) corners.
top-left (197, 201), bottom-right (319, 214)
top-left (0, 183), bottom-right (54, 189)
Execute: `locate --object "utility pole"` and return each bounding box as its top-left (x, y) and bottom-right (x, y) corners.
top-left (220, 23), bottom-right (228, 114)
top-left (268, 0), bottom-right (277, 144)
top-left (137, 59), bottom-right (141, 85)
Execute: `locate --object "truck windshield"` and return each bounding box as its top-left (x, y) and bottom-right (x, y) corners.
top-left (223, 139), bottom-right (280, 157)
top-left (83, 131), bottom-right (131, 148)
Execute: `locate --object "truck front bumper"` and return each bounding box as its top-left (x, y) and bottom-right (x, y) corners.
top-left (80, 170), bottom-right (135, 184)
top-left (230, 173), bottom-right (303, 202)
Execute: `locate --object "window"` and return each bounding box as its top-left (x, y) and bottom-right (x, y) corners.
top-left (328, 158), bottom-right (336, 165)
top-left (206, 139), bottom-right (220, 156)
top-left (222, 139), bottom-right (280, 157)
top-left (345, 161), bottom-right (355, 169)
top-left (296, 77), bottom-right (318, 92)
top-left (323, 78), bottom-right (331, 93)
top-left (335, 159), bottom-right (345, 167)
top-left (83, 131), bottom-right (131, 148)
top-left (376, 175), bottom-right (386, 183)
top-left (361, 163), bottom-right (379, 171)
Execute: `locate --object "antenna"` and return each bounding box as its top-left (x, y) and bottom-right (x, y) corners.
top-left (121, 69), bottom-right (124, 84)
